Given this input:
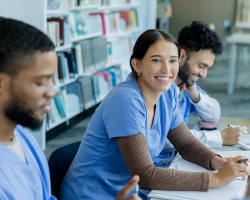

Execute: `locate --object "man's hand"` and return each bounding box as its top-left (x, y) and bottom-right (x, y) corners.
top-left (179, 83), bottom-right (200, 103)
top-left (221, 126), bottom-right (241, 145)
top-left (116, 175), bottom-right (142, 200)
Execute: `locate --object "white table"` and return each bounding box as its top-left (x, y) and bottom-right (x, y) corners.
top-left (226, 33), bottom-right (250, 94)
top-left (148, 117), bottom-right (250, 199)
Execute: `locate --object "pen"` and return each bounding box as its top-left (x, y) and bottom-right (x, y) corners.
top-left (133, 183), bottom-right (139, 196)
top-left (236, 158), bottom-right (248, 163)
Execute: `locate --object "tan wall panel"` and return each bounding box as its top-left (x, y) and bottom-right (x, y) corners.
top-left (169, 0), bottom-right (235, 39)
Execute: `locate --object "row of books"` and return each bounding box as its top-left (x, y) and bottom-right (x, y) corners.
top-left (80, 67), bottom-right (122, 109)
top-left (47, 0), bottom-right (133, 10)
top-left (90, 9), bottom-right (138, 35)
top-left (54, 36), bottom-right (131, 86)
top-left (107, 37), bottom-right (132, 64)
top-left (55, 50), bottom-right (77, 84)
top-left (48, 66), bottom-right (122, 127)
top-left (75, 37), bottom-right (108, 74)
top-left (70, 11), bottom-right (102, 37)
top-left (236, 0), bottom-right (250, 23)
top-left (47, 17), bottom-right (71, 47)
top-left (48, 82), bottom-right (83, 126)
top-left (70, 9), bottom-right (138, 38)
top-left (46, 5), bottom-right (138, 47)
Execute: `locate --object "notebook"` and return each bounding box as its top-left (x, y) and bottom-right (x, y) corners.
top-left (148, 151), bottom-right (250, 200)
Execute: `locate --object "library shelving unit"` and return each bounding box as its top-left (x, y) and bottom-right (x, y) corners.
top-left (42, 0), bottom-right (151, 149)
top-left (45, 0), bottom-right (141, 132)
top-left (1, 0), bottom-right (157, 150)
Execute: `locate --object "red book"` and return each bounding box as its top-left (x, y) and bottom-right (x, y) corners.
top-left (89, 12), bottom-right (106, 35)
top-left (47, 17), bottom-right (64, 46)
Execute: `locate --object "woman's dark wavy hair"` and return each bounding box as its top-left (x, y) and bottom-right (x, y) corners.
top-left (130, 29), bottom-right (180, 80)
top-left (178, 21), bottom-right (223, 55)
top-left (0, 17), bottom-right (55, 76)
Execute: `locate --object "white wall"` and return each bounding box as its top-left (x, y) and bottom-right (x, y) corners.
top-left (0, 0), bottom-right (45, 32)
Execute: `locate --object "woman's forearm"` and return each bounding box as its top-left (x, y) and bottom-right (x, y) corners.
top-left (116, 133), bottom-right (209, 191)
top-left (168, 122), bottom-right (216, 169)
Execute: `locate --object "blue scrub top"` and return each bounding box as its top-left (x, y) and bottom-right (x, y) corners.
top-left (0, 125), bottom-right (56, 200)
top-left (177, 84), bottom-right (207, 125)
top-left (60, 77), bottom-right (183, 200)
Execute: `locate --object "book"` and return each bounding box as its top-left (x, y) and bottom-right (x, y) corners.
top-left (53, 93), bottom-right (66, 118)
top-left (67, 82), bottom-right (84, 111)
top-left (48, 99), bottom-right (62, 123)
top-left (79, 76), bottom-right (95, 109)
top-left (47, 17), bottom-right (64, 46)
top-left (89, 12), bottom-right (106, 35)
top-left (64, 51), bottom-right (78, 77)
top-left (47, 0), bottom-right (68, 10)
top-left (74, 44), bottom-right (84, 75)
top-left (70, 10), bottom-right (87, 37)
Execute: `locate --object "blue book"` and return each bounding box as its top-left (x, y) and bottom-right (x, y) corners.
top-left (53, 94), bottom-right (66, 118)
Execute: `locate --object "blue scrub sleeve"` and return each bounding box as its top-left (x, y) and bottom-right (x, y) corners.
top-left (103, 91), bottom-right (146, 139)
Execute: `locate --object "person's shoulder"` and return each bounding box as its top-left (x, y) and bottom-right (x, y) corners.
top-left (101, 80), bottom-right (145, 112)
top-left (107, 80), bottom-right (143, 102)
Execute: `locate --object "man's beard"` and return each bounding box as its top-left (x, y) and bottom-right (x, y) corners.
top-left (178, 62), bottom-right (195, 87)
top-left (4, 98), bottom-right (43, 130)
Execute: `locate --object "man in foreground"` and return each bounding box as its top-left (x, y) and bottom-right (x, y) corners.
top-left (0, 17), bottom-right (141, 200)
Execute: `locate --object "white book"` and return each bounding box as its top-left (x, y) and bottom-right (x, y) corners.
top-left (74, 44), bottom-right (84, 75)
top-left (239, 132), bottom-right (250, 150)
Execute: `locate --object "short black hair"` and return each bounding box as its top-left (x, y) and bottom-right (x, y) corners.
top-left (130, 29), bottom-right (180, 79)
top-left (0, 17), bottom-right (55, 75)
top-left (178, 21), bottom-right (223, 55)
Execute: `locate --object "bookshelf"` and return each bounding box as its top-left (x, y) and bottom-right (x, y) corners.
top-left (1, 0), bottom-right (157, 150)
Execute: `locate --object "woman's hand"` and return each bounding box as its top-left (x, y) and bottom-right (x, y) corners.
top-left (210, 155), bottom-right (227, 170)
top-left (209, 156), bottom-right (248, 188)
top-left (116, 175), bottom-right (142, 200)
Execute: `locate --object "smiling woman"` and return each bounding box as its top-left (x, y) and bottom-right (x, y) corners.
top-left (60, 29), bottom-right (247, 200)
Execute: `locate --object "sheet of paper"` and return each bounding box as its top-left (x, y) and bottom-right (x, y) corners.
top-left (239, 133), bottom-right (250, 150)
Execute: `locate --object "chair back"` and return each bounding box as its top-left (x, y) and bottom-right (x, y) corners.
top-left (48, 141), bottom-right (81, 198)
